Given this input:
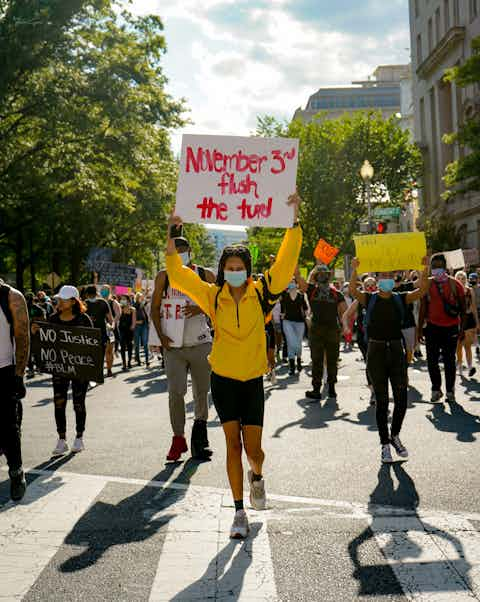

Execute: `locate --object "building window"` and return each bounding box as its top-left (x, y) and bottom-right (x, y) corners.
top-left (435, 8), bottom-right (441, 44)
top-left (470, 0), bottom-right (478, 21)
top-left (453, 0), bottom-right (460, 25)
top-left (444, 0), bottom-right (450, 31)
top-left (417, 33), bottom-right (423, 64)
top-left (415, 0), bottom-right (420, 18)
top-left (428, 18), bottom-right (433, 53)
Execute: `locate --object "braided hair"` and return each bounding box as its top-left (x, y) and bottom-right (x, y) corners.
top-left (216, 245), bottom-right (252, 287)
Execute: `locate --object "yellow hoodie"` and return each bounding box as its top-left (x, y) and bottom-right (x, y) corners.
top-left (166, 225), bottom-right (302, 382)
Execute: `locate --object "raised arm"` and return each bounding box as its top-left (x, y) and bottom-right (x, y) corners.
top-left (266, 193), bottom-right (303, 294)
top-left (406, 257), bottom-right (429, 303)
top-left (349, 257), bottom-right (367, 306)
top-left (294, 266), bottom-right (308, 294)
top-left (165, 215), bottom-right (215, 318)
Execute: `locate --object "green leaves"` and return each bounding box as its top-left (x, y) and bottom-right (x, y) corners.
top-left (0, 1), bottom-right (185, 288)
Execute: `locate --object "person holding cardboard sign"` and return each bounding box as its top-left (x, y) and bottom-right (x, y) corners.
top-left (350, 257), bottom-right (429, 464)
top-left (165, 193), bottom-right (302, 540)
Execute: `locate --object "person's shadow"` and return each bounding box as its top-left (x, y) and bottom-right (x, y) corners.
top-left (348, 463), bottom-right (472, 596)
top-left (59, 459), bottom-right (199, 573)
top-left (272, 396), bottom-right (349, 438)
top-left (427, 400), bottom-right (480, 442)
top-left (170, 523), bottom-right (263, 601)
top-left (0, 454), bottom-right (77, 510)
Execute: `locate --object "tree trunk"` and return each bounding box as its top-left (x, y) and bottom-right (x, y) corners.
top-left (29, 229), bottom-right (36, 292)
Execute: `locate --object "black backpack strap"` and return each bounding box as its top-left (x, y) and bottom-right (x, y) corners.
top-left (197, 266), bottom-right (207, 282)
top-left (257, 273), bottom-right (281, 318)
top-left (0, 284), bottom-right (14, 341)
top-left (163, 273), bottom-right (170, 298)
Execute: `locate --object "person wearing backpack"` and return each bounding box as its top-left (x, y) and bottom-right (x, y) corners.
top-left (0, 279), bottom-right (29, 501)
top-left (350, 257), bottom-right (429, 464)
top-left (151, 236), bottom-right (216, 463)
top-left (165, 194), bottom-right (302, 540)
top-left (296, 264), bottom-right (347, 401)
top-left (418, 254), bottom-right (466, 403)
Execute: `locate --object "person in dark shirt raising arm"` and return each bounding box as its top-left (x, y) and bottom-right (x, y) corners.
top-left (349, 257), bottom-right (429, 464)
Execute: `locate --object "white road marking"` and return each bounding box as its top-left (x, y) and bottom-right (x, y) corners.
top-left (1, 467), bottom-right (480, 600)
top-left (0, 472), bottom-right (105, 600)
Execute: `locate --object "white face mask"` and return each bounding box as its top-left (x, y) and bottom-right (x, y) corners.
top-left (179, 252), bottom-right (190, 266)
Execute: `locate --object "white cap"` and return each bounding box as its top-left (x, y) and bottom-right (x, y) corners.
top-left (57, 285), bottom-right (79, 300)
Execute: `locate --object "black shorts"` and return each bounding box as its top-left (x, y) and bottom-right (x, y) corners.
top-left (211, 372), bottom-right (265, 427)
top-left (465, 313), bottom-right (477, 331)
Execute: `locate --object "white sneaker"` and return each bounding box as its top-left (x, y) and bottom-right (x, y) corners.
top-left (230, 510), bottom-right (249, 539)
top-left (270, 371), bottom-right (277, 385)
top-left (391, 436), bottom-right (409, 459)
top-left (248, 470), bottom-right (267, 510)
top-left (52, 439), bottom-right (69, 457)
top-left (381, 444), bottom-right (394, 464)
top-left (72, 437), bottom-right (85, 453)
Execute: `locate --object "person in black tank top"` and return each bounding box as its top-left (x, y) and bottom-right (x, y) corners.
top-left (119, 296), bottom-right (136, 370)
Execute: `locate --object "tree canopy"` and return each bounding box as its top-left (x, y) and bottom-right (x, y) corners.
top-left (249, 112), bottom-right (422, 270)
top-left (444, 35), bottom-right (480, 197)
top-left (0, 1), bottom-right (217, 291)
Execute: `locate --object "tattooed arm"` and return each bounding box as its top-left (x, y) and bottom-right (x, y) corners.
top-left (9, 288), bottom-right (30, 377)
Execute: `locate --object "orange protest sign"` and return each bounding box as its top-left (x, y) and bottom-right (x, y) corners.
top-left (314, 239), bottom-right (339, 265)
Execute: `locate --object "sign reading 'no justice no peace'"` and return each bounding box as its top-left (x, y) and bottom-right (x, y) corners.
top-left (175, 134), bottom-right (299, 228)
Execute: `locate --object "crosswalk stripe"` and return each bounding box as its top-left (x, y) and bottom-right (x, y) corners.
top-left (371, 513), bottom-right (480, 600)
top-left (0, 472), bottom-right (105, 600)
top-left (147, 488), bottom-right (277, 601)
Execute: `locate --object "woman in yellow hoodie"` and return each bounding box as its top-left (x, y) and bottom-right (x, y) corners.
top-left (166, 193), bottom-right (302, 539)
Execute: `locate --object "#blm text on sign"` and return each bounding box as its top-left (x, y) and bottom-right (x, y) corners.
top-left (32, 322), bottom-right (104, 383)
top-left (353, 232), bottom-right (427, 272)
top-left (175, 134), bottom-right (299, 228)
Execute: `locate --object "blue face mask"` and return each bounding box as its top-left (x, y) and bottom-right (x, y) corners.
top-left (432, 268), bottom-right (446, 280)
top-left (179, 252), bottom-right (190, 266)
top-left (100, 289), bottom-right (109, 299)
top-left (287, 283), bottom-right (296, 290)
top-left (224, 270), bottom-right (247, 288)
top-left (378, 279), bottom-right (395, 293)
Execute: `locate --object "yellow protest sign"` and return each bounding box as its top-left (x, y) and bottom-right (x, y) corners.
top-left (353, 232), bottom-right (426, 272)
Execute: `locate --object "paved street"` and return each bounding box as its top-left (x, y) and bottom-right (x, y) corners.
top-left (1, 346), bottom-right (480, 601)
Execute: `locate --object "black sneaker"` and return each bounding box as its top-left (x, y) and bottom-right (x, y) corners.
top-left (306, 389), bottom-right (322, 400)
top-left (414, 349), bottom-right (423, 359)
top-left (9, 468), bottom-right (26, 502)
top-left (328, 384), bottom-right (337, 399)
top-left (288, 359), bottom-right (295, 376)
top-left (469, 366), bottom-right (476, 377)
top-left (296, 358), bottom-right (302, 372)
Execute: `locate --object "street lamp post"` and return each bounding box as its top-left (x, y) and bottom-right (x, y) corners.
top-left (360, 160), bottom-right (374, 234)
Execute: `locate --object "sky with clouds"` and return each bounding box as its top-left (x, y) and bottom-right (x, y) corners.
top-left (127, 0), bottom-right (411, 154)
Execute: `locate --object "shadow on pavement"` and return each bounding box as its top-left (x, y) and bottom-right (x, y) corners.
top-left (349, 463), bottom-right (472, 596)
top-left (59, 459), bottom-right (199, 573)
top-left (171, 523), bottom-right (263, 601)
top-left (427, 400), bottom-right (480, 442)
top-left (0, 453), bottom-right (78, 510)
top-left (272, 396), bottom-right (349, 438)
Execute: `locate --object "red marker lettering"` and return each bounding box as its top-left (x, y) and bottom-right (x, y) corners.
top-left (196, 197), bottom-right (228, 221)
top-left (236, 197), bottom-right (272, 220)
top-left (163, 303), bottom-right (172, 319)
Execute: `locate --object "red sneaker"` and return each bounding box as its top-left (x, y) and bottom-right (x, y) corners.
top-left (166, 436), bottom-right (188, 461)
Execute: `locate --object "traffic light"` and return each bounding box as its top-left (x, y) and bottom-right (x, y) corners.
top-left (376, 221), bottom-right (387, 234)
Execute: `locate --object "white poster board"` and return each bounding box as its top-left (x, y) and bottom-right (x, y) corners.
top-left (175, 134), bottom-right (299, 228)
top-left (443, 249), bottom-right (465, 270)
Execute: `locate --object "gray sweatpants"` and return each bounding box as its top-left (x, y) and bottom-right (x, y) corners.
top-left (164, 343), bottom-right (212, 436)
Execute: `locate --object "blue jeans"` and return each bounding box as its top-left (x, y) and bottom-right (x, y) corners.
top-left (283, 320), bottom-right (305, 359)
top-left (134, 322), bottom-right (149, 364)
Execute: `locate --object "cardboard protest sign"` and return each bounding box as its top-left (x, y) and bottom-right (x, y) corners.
top-left (442, 249), bottom-right (465, 270)
top-left (31, 322), bottom-right (104, 383)
top-left (353, 232), bottom-right (426, 272)
top-left (99, 262), bottom-right (137, 287)
top-left (314, 239), bottom-right (339, 265)
top-left (176, 134), bottom-right (299, 228)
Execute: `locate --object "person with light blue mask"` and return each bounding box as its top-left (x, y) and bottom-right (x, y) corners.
top-left (350, 257), bottom-right (429, 464)
top-left (165, 193), bottom-right (303, 539)
top-left (281, 279), bottom-right (308, 376)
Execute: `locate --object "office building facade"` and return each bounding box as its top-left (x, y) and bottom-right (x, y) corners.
top-left (409, 0), bottom-right (480, 247)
